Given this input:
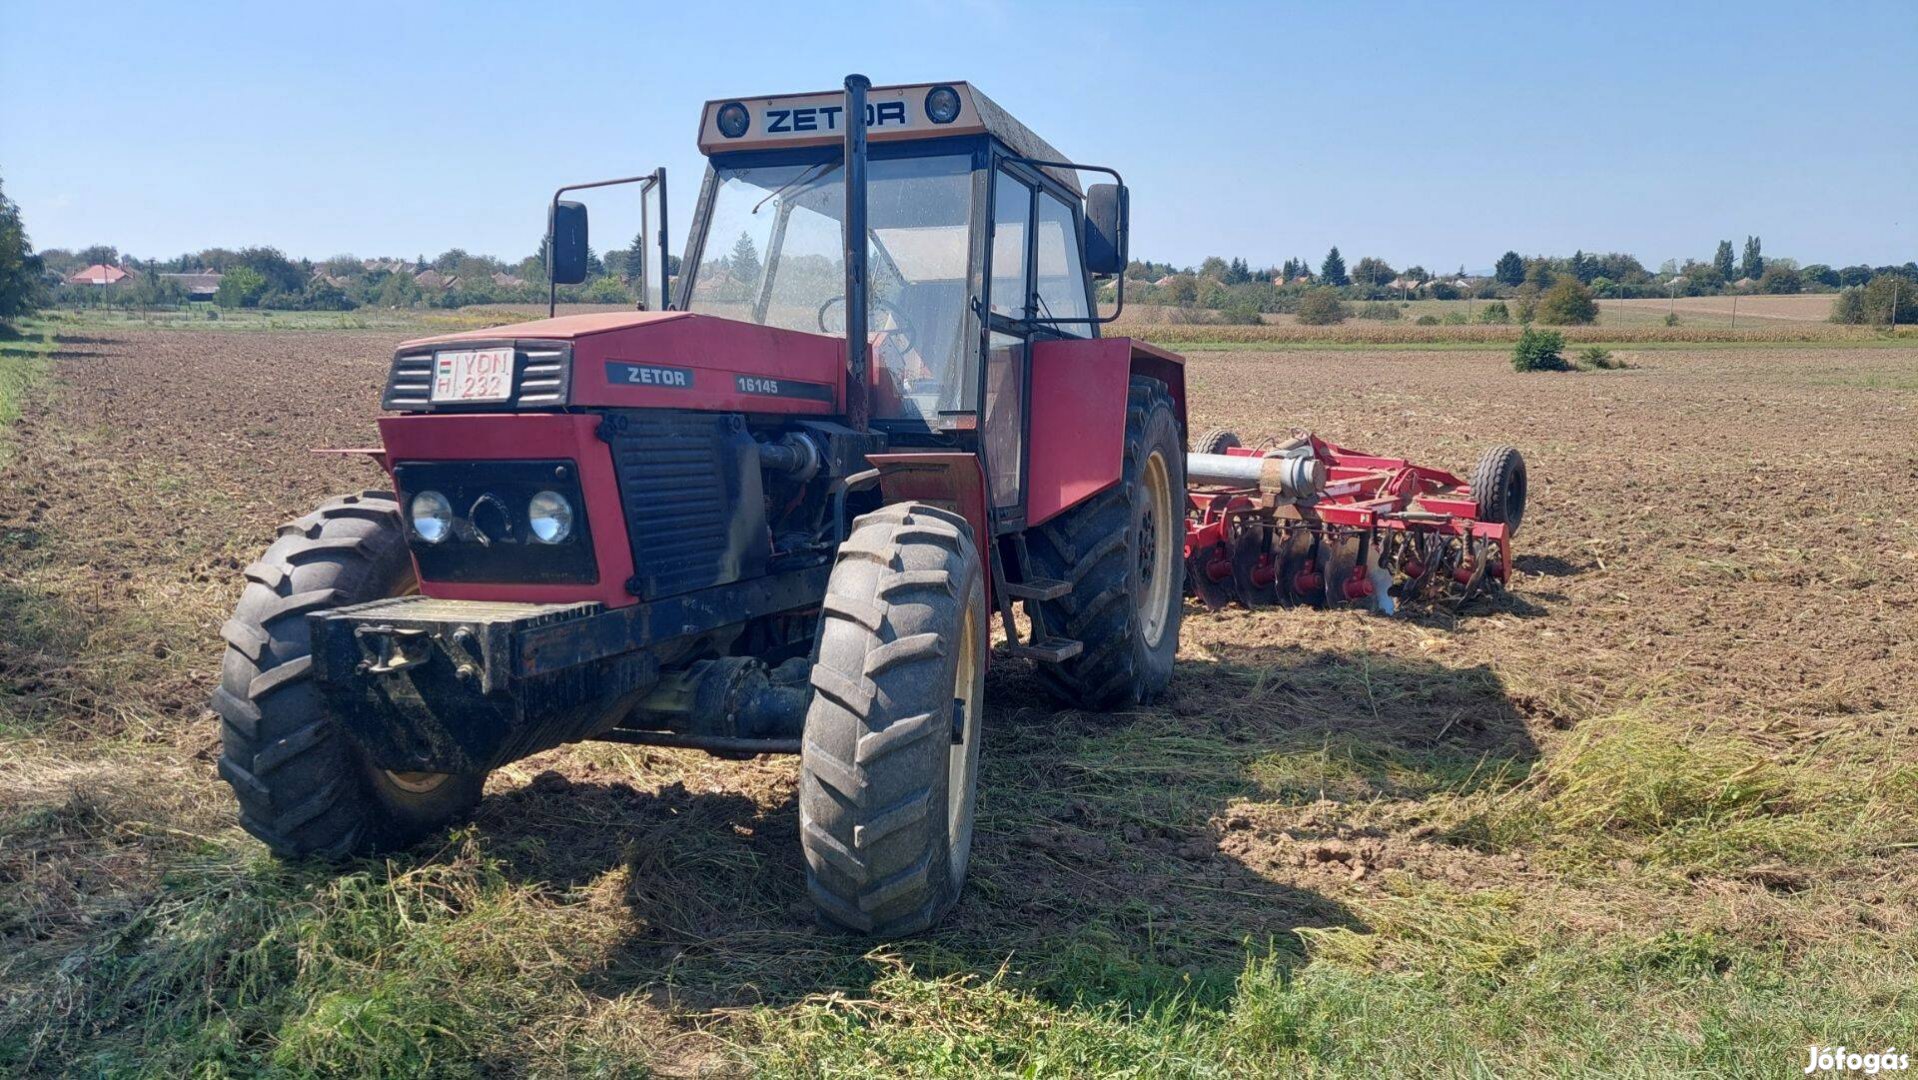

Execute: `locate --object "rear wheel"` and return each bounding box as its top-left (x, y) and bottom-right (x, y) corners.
top-left (212, 491), bottom-right (484, 858)
top-left (800, 502), bottom-right (987, 936)
top-left (1027, 377), bottom-right (1185, 711)
top-left (1470, 446), bottom-right (1527, 537)
top-left (1193, 427), bottom-right (1241, 455)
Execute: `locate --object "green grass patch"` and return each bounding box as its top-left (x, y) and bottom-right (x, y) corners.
top-left (1437, 711), bottom-right (1918, 883)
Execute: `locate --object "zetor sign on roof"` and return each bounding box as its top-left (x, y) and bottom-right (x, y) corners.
top-left (698, 82), bottom-right (987, 154)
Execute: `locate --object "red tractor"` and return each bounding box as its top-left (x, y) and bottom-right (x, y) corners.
top-left (215, 77), bottom-right (1190, 935)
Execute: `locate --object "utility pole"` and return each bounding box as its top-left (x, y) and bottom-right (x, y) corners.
top-left (1730, 292), bottom-right (1738, 329)
top-left (1892, 278), bottom-right (1901, 331)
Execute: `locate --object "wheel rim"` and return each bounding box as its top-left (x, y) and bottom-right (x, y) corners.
top-left (383, 770), bottom-right (452, 794)
top-left (1137, 449), bottom-right (1176, 648)
top-left (947, 600), bottom-right (982, 883)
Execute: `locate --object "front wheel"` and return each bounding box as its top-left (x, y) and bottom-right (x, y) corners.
top-left (212, 491), bottom-right (484, 858)
top-left (799, 502), bottom-right (987, 936)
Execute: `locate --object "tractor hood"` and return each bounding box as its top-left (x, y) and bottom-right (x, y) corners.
top-left (384, 311), bottom-right (848, 416)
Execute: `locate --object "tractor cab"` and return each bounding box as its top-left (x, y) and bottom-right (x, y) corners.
top-left (543, 81), bottom-right (1139, 532)
top-left (682, 82), bottom-right (1119, 442)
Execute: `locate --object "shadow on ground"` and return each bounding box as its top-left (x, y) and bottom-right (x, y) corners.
top-left (464, 642), bottom-right (1534, 1017)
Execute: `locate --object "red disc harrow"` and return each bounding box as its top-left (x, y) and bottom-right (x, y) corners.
top-left (1183, 432), bottom-right (1525, 614)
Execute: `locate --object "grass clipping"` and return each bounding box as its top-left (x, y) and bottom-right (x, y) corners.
top-left (1439, 711), bottom-right (1918, 886)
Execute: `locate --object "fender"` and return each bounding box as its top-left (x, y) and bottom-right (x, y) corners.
top-left (1025, 337), bottom-right (1186, 526)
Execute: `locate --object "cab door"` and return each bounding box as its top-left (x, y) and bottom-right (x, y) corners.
top-left (981, 162), bottom-right (1037, 531)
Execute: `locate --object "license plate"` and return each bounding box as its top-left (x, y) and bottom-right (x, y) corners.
top-left (430, 347), bottom-right (514, 402)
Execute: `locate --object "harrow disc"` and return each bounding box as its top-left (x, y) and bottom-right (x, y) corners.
top-left (1186, 545), bottom-right (1234, 611)
top-left (1321, 533), bottom-right (1365, 610)
top-left (1226, 517), bottom-right (1281, 608)
top-left (1277, 528), bottom-right (1321, 607)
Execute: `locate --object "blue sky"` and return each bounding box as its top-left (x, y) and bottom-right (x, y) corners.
top-left (4, 1), bottom-right (1914, 271)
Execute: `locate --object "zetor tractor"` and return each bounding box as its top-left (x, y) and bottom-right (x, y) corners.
top-left (213, 76), bottom-right (1529, 935)
top-left (213, 77), bottom-right (1191, 935)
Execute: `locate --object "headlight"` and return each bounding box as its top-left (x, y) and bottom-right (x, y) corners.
top-left (410, 491), bottom-right (453, 543)
top-left (925, 85), bottom-right (961, 124)
top-left (716, 101), bottom-right (750, 139)
top-left (527, 490), bottom-right (574, 544)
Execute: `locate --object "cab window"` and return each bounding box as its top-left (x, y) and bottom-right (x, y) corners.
top-left (1033, 191), bottom-right (1089, 330)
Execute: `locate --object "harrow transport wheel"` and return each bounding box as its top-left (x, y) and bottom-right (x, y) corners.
top-left (1027, 377), bottom-right (1185, 711)
top-left (1192, 426), bottom-right (1241, 456)
top-left (1470, 445), bottom-right (1527, 537)
top-left (212, 491), bottom-right (484, 859)
top-left (801, 502), bottom-right (987, 937)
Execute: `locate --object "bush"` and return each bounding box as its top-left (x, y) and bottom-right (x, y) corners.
top-left (1537, 277), bottom-right (1600, 325)
top-left (1414, 314), bottom-right (1440, 326)
top-left (1219, 302), bottom-right (1263, 325)
top-left (1442, 311), bottom-right (1468, 325)
top-left (1355, 301), bottom-right (1401, 321)
top-left (1576, 346), bottom-right (1621, 370)
top-left (1295, 288), bottom-right (1349, 325)
top-left (1830, 287), bottom-right (1866, 324)
top-left (214, 265), bottom-right (268, 309)
top-left (1512, 327), bottom-right (1568, 372)
top-left (1664, 312), bottom-right (1680, 327)
top-left (1477, 300), bottom-right (1511, 324)
top-left (581, 276), bottom-right (631, 304)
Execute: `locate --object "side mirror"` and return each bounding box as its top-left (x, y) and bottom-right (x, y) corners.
top-left (1083, 183), bottom-right (1127, 276)
top-left (549, 200), bottom-right (589, 285)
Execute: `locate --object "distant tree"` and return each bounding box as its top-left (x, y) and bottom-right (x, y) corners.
top-left (1569, 249), bottom-right (1597, 283)
top-left (1829, 287), bottom-right (1867, 324)
top-left (1523, 258), bottom-right (1556, 289)
top-left (1403, 265), bottom-right (1430, 283)
top-left (1714, 240), bottom-right (1735, 283)
top-left (235, 247), bottom-right (305, 293)
top-left (376, 272), bottom-right (421, 308)
top-left (1758, 263), bottom-right (1802, 294)
top-left (1295, 287), bottom-right (1348, 324)
top-left (1741, 235), bottom-right (1763, 280)
top-left (1477, 300), bottom-right (1511, 324)
top-left (1494, 250), bottom-right (1524, 287)
top-left (1859, 274), bottom-right (1918, 324)
top-left (1198, 255), bottom-right (1229, 281)
top-left (1224, 257), bottom-right (1251, 285)
top-left (77, 244), bottom-right (119, 268)
top-left (1537, 276), bottom-right (1599, 325)
top-left (0, 174), bottom-right (46, 326)
top-left (728, 232), bottom-right (763, 284)
top-left (1163, 273), bottom-right (1199, 305)
top-left (625, 231), bottom-right (650, 286)
top-left (1800, 264), bottom-right (1840, 289)
top-left (1319, 246), bottom-right (1349, 287)
top-left (214, 266), bottom-right (268, 308)
top-left (1351, 256), bottom-right (1396, 287)
top-left (1838, 264), bottom-right (1874, 287)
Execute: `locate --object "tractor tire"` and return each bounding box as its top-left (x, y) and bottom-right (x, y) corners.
top-left (1193, 426), bottom-right (1241, 455)
top-left (1027, 377), bottom-right (1185, 711)
top-left (212, 490), bottom-right (484, 859)
top-left (800, 502), bottom-right (987, 937)
top-left (1470, 445), bottom-right (1528, 537)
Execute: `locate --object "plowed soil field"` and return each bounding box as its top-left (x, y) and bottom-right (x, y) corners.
top-left (4, 326), bottom-right (1916, 1076)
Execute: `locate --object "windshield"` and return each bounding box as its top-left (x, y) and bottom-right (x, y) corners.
top-left (686, 154), bottom-right (975, 423)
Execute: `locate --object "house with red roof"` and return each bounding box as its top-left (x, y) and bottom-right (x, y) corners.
top-left (67, 264), bottom-right (132, 286)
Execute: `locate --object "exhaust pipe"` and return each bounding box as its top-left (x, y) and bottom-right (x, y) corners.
top-left (842, 73), bottom-right (871, 430)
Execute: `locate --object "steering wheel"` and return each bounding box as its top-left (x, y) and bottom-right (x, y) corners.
top-left (816, 294), bottom-right (917, 352)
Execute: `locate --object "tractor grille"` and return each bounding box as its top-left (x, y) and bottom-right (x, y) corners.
top-left (605, 411), bottom-right (768, 599)
top-left (381, 340), bottom-right (573, 412)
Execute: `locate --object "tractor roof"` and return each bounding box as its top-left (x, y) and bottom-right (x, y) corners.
top-left (698, 81), bottom-right (1079, 195)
